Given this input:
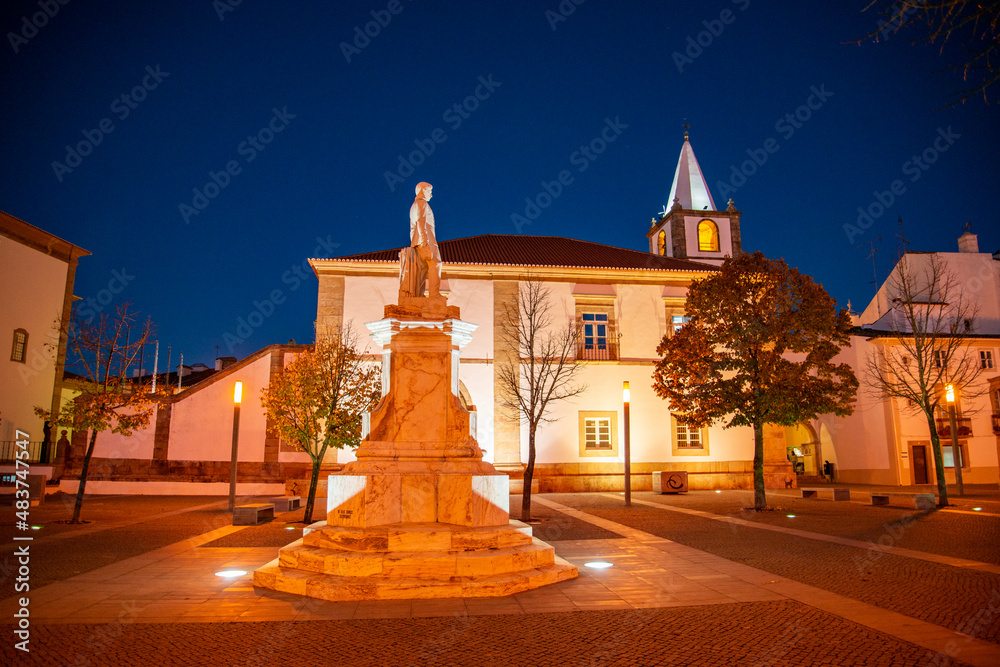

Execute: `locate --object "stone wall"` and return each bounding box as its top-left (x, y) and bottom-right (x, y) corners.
top-left (529, 460), bottom-right (795, 493)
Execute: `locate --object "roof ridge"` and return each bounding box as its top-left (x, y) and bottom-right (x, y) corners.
top-left (323, 234), bottom-right (718, 273)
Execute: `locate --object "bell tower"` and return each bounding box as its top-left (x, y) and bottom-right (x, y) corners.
top-left (648, 130), bottom-right (742, 266)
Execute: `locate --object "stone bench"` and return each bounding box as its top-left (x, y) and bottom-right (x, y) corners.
top-left (870, 492), bottom-right (935, 510)
top-left (269, 496), bottom-right (301, 512)
top-left (233, 503), bottom-right (274, 525)
top-left (801, 487), bottom-right (850, 501)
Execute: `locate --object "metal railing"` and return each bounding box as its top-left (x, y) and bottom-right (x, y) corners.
top-left (0, 440), bottom-right (49, 464)
top-left (577, 323), bottom-right (620, 361)
top-left (577, 344), bottom-right (619, 361)
top-left (935, 417), bottom-right (973, 438)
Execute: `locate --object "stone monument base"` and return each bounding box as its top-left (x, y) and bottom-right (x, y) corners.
top-left (253, 520), bottom-right (577, 601)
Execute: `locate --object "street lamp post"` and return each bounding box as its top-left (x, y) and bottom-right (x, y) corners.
top-left (228, 381), bottom-right (242, 512)
top-left (945, 383), bottom-right (964, 497)
top-left (623, 381), bottom-right (631, 507)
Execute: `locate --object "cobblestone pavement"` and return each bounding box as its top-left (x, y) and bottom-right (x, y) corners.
top-left (638, 488), bottom-right (1000, 565)
top-left (2, 489), bottom-right (998, 665)
top-left (1, 497), bottom-right (234, 591)
top-left (553, 492), bottom-right (1000, 645)
top-left (2, 601), bottom-right (970, 667)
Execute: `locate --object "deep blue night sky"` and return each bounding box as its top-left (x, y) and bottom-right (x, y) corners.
top-left (2, 1), bottom-right (997, 366)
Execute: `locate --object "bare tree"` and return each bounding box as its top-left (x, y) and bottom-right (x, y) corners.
top-left (496, 277), bottom-right (587, 521)
top-left (260, 327), bottom-right (380, 524)
top-left (860, 1), bottom-right (1000, 105)
top-left (862, 253), bottom-right (984, 506)
top-left (35, 302), bottom-right (158, 523)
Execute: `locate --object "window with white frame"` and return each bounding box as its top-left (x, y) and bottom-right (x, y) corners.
top-left (574, 296), bottom-right (617, 361)
top-left (578, 411), bottom-right (618, 457)
top-left (584, 417), bottom-right (612, 450)
top-left (942, 442), bottom-right (970, 469)
top-left (981, 350), bottom-right (994, 370)
top-left (582, 313), bottom-right (608, 351)
top-left (671, 414), bottom-right (708, 455)
top-left (10, 329), bottom-right (27, 363)
top-left (664, 301), bottom-right (688, 339)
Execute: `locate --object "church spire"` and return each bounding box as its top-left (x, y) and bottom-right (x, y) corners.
top-left (665, 132), bottom-right (716, 213)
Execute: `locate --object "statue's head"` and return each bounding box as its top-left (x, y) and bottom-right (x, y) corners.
top-left (415, 182), bottom-right (433, 200)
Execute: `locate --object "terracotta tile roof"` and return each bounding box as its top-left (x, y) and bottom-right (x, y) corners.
top-left (328, 234), bottom-right (718, 273)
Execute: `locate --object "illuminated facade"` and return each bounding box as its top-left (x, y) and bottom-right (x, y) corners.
top-left (0, 211), bottom-right (89, 478)
top-left (826, 232), bottom-right (1000, 486)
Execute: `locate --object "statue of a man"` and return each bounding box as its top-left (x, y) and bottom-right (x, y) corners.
top-left (408, 181), bottom-right (441, 297)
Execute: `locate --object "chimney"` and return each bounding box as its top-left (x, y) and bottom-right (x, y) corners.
top-left (958, 225), bottom-right (979, 253)
top-left (216, 356), bottom-right (237, 370)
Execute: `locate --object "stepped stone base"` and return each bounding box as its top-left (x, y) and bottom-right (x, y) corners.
top-left (252, 520), bottom-right (578, 601)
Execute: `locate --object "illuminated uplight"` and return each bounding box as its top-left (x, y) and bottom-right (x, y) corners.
top-left (585, 561), bottom-right (614, 569)
top-left (215, 570), bottom-right (248, 579)
top-left (285, 526), bottom-right (296, 530)
top-left (715, 490), bottom-right (722, 494)
top-left (786, 515), bottom-right (796, 518)
top-left (233, 381), bottom-right (243, 404)
top-left (973, 507), bottom-right (982, 511)
top-left (622, 381), bottom-right (630, 403)
top-left (31, 525), bottom-right (42, 530)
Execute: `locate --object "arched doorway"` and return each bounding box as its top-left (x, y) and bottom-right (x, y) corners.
top-left (784, 422), bottom-right (820, 477)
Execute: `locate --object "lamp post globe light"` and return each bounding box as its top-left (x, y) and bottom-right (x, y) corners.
top-left (623, 381), bottom-right (631, 507)
top-left (945, 383), bottom-right (964, 497)
top-left (229, 381), bottom-right (243, 512)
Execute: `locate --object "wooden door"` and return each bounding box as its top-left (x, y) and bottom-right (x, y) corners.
top-left (912, 445), bottom-right (928, 484)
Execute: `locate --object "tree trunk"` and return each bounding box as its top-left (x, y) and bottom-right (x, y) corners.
top-left (303, 452), bottom-right (324, 525)
top-left (522, 424), bottom-right (537, 521)
top-left (925, 411), bottom-right (949, 507)
top-left (752, 422), bottom-right (766, 511)
top-left (72, 429), bottom-right (98, 523)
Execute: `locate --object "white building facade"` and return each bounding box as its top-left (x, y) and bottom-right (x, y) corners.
top-left (0, 211), bottom-right (89, 476)
top-left (835, 232), bottom-right (1000, 486)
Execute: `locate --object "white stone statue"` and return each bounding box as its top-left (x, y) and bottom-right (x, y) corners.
top-left (400, 181), bottom-right (441, 299)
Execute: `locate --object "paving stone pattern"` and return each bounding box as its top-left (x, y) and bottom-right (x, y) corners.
top-left (1, 504), bottom-right (234, 590)
top-left (2, 601), bottom-right (967, 667)
top-left (557, 493), bottom-right (1000, 645)
top-left (643, 489), bottom-right (1000, 565)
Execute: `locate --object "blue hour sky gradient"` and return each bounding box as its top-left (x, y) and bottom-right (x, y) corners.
top-left (2, 0), bottom-right (997, 365)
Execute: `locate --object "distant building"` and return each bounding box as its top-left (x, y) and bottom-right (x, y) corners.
top-left (0, 211), bottom-right (89, 472)
top-left (56, 347), bottom-right (317, 495)
top-left (827, 230), bottom-right (1000, 486)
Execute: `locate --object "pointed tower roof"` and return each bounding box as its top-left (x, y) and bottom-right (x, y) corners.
top-left (666, 134), bottom-right (716, 212)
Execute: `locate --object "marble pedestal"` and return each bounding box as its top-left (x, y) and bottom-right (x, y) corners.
top-left (254, 298), bottom-right (577, 600)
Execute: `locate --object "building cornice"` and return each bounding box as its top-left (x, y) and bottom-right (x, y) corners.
top-left (0, 210), bottom-right (91, 263)
top-left (310, 259), bottom-right (714, 286)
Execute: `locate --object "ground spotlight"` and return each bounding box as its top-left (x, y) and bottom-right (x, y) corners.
top-left (215, 570), bottom-right (248, 579)
top-left (585, 561), bottom-right (614, 569)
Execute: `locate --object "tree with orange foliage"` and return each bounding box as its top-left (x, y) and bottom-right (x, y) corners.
top-left (260, 327), bottom-right (380, 524)
top-left (653, 252), bottom-right (858, 510)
